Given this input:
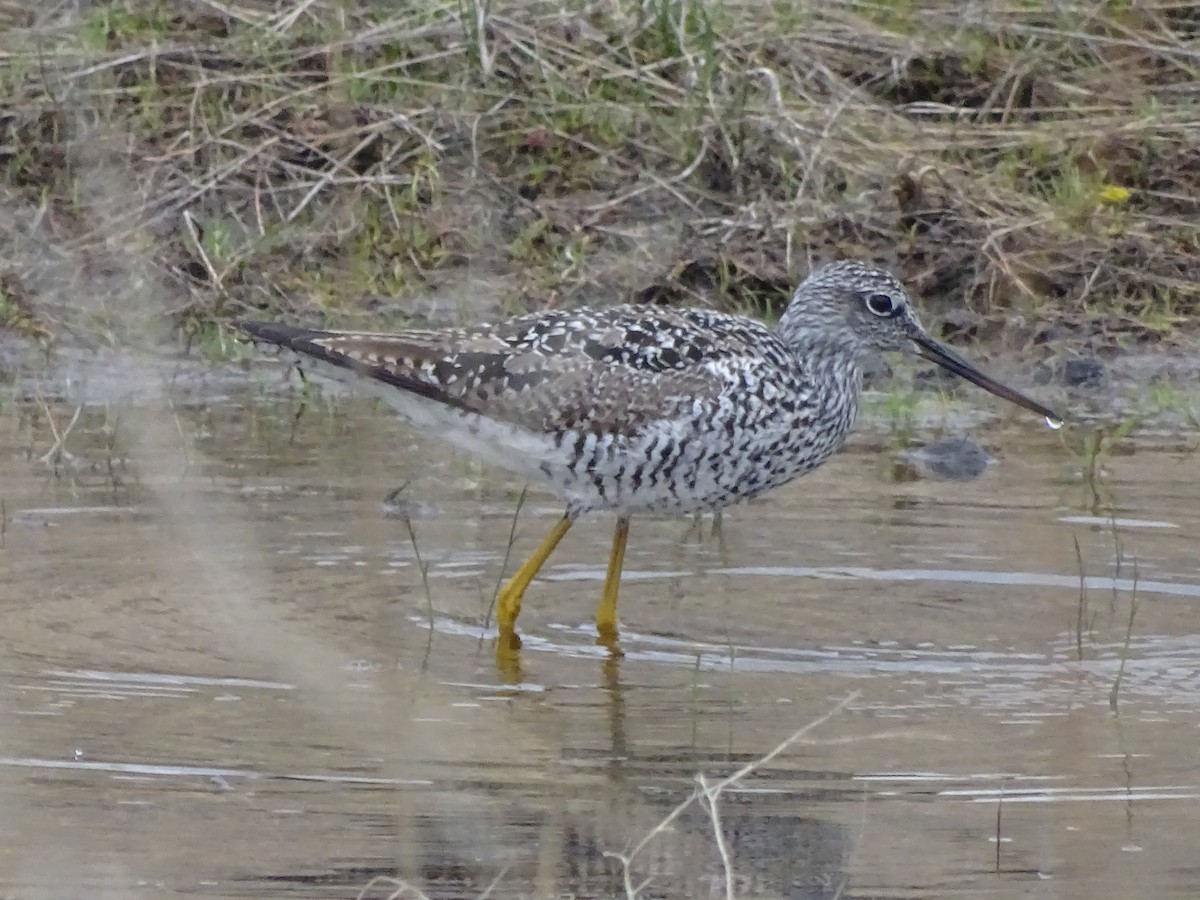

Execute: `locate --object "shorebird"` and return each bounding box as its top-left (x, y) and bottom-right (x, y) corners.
top-left (236, 261), bottom-right (1059, 649)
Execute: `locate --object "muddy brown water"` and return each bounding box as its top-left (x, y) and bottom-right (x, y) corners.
top-left (1, 373), bottom-right (1199, 899)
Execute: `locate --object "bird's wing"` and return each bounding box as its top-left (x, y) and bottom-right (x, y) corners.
top-left (234, 306), bottom-right (792, 437)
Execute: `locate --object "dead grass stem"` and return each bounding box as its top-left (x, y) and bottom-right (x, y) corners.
top-left (0, 1), bottom-right (1198, 349)
top-left (606, 689), bottom-right (861, 900)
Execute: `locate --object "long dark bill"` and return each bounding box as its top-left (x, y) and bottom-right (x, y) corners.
top-left (911, 332), bottom-right (1062, 424)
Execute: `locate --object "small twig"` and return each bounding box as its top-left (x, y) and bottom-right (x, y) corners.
top-left (605, 690), bottom-right (861, 898)
top-left (286, 127), bottom-right (395, 223)
top-left (181, 210), bottom-right (221, 288)
top-left (356, 861), bottom-right (509, 899)
top-left (793, 93), bottom-right (854, 204)
top-left (386, 482), bottom-right (435, 629)
top-left (1109, 558), bottom-right (1140, 712)
top-left (994, 777), bottom-right (1007, 872)
top-left (1109, 506), bottom-right (1124, 614)
top-left (1072, 534), bottom-right (1087, 660)
top-left (355, 874), bottom-right (433, 900)
top-left (483, 486), bottom-right (528, 635)
top-left (460, 0), bottom-right (493, 76)
top-left (190, 0), bottom-right (267, 26)
top-left (404, 518), bottom-right (434, 630)
top-left (696, 773), bottom-right (735, 900)
top-left (164, 388), bottom-right (192, 476)
top-left (272, 0), bottom-right (321, 33)
top-left (35, 396), bottom-right (83, 473)
top-left (475, 863), bottom-right (511, 900)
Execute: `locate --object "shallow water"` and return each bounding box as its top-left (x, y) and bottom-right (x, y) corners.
top-left (2, 377), bottom-right (1199, 899)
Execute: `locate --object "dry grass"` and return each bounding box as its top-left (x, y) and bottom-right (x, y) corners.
top-left (603, 689), bottom-right (860, 900)
top-left (2, 0), bottom-right (1199, 350)
top-left (354, 690), bottom-right (861, 900)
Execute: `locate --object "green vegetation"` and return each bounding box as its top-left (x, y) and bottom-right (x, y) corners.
top-left (1069, 416), bottom-right (1140, 511)
top-left (1, 0), bottom-right (1199, 348)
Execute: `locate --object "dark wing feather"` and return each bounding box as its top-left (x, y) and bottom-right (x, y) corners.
top-left (234, 306), bottom-right (791, 436)
top-left (234, 320), bottom-right (494, 413)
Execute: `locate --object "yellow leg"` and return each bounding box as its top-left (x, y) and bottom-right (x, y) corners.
top-left (495, 514), bottom-right (573, 642)
top-left (595, 516), bottom-right (630, 646)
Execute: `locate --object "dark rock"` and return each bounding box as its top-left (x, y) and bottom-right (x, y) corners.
top-left (1032, 356), bottom-right (1106, 389)
top-left (1060, 356), bottom-right (1106, 389)
top-left (896, 436), bottom-right (993, 481)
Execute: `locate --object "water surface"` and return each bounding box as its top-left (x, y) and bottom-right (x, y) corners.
top-left (1, 377), bottom-right (1198, 898)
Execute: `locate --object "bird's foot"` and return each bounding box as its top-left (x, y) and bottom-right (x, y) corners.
top-left (495, 626), bottom-right (525, 682)
top-left (595, 622), bottom-right (624, 658)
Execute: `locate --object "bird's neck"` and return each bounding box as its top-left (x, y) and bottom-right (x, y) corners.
top-left (780, 325), bottom-right (861, 374)
top-left (780, 330), bottom-right (864, 425)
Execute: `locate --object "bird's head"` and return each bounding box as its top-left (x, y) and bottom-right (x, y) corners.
top-left (777, 260), bottom-right (1060, 424)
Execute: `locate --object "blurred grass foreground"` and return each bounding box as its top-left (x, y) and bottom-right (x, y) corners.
top-left (1, 0), bottom-right (1199, 350)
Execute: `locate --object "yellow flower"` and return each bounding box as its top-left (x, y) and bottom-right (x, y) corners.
top-left (1097, 185), bottom-right (1131, 204)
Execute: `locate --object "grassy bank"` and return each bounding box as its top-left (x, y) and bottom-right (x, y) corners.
top-left (1, 0), bottom-right (1199, 351)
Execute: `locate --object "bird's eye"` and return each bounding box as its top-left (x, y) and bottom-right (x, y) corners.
top-left (865, 292), bottom-right (900, 317)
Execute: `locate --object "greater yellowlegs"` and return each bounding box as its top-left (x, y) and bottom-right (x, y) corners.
top-left (236, 261), bottom-right (1059, 647)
